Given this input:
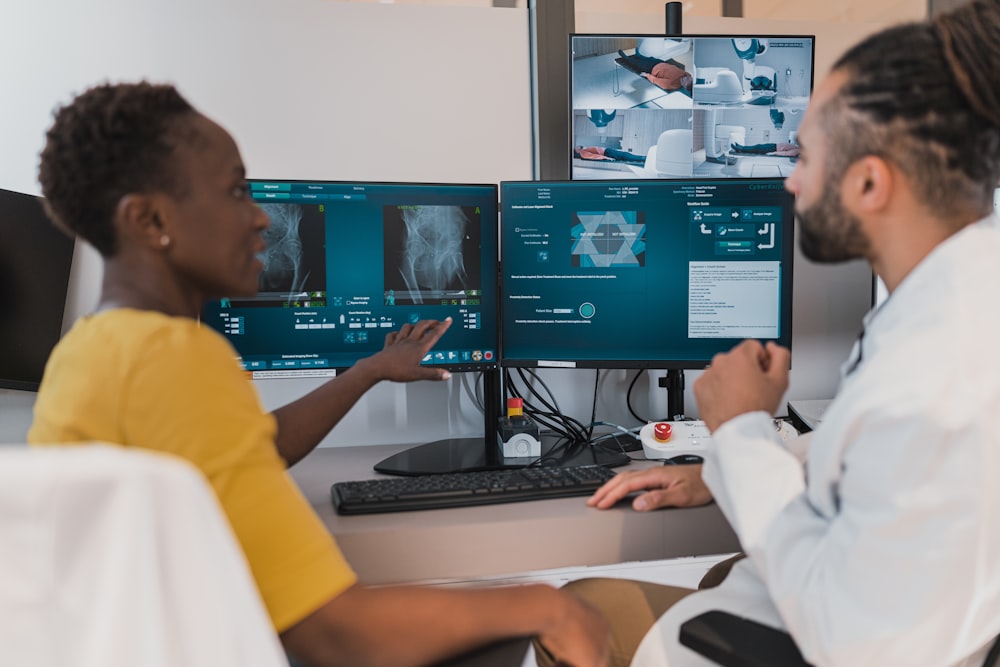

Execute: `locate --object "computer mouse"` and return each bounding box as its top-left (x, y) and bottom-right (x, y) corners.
top-left (664, 454), bottom-right (704, 466)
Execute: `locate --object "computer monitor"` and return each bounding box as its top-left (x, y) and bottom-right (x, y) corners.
top-left (0, 187), bottom-right (76, 391)
top-left (201, 179), bottom-right (502, 474)
top-left (203, 179), bottom-right (499, 374)
top-left (570, 34), bottom-right (815, 181)
top-left (500, 178), bottom-right (794, 413)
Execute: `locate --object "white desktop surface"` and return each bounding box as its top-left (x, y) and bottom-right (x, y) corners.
top-left (290, 444), bottom-right (739, 586)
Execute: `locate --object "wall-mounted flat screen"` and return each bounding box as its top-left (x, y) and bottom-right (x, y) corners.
top-left (570, 34), bottom-right (815, 181)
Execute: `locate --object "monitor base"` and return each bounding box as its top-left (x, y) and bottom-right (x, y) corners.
top-left (373, 435), bottom-right (630, 476)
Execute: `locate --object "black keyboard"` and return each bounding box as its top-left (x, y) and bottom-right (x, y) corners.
top-left (331, 464), bottom-right (618, 515)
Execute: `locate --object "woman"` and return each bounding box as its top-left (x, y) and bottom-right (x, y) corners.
top-left (29, 81), bottom-right (609, 667)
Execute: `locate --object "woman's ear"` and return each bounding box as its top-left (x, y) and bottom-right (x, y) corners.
top-left (114, 193), bottom-right (170, 251)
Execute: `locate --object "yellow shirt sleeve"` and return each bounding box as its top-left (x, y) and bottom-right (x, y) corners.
top-left (30, 311), bottom-right (356, 632)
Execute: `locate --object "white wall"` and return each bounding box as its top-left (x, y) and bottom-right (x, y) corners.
top-left (0, 0), bottom-right (532, 444)
top-left (1, 2), bottom-right (875, 447)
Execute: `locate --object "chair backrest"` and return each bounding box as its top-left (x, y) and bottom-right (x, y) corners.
top-left (0, 443), bottom-right (289, 667)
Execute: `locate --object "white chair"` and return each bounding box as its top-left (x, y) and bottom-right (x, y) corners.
top-left (0, 443), bottom-right (289, 667)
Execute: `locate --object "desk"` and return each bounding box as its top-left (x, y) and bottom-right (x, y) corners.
top-left (290, 444), bottom-right (740, 585)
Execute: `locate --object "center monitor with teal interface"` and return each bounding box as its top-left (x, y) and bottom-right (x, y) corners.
top-left (500, 178), bottom-right (794, 370)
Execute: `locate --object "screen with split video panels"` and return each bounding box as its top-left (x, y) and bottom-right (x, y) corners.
top-left (570, 34), bottom-right (815, 182)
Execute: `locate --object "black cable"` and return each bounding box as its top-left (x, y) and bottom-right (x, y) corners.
top-left (529, 435), bottom-right (572, 466)
top-left (586, 369), bottom-right (599, 444)
top-left (589, 431), bottom-right (644, 459)
top-left (626, 368), bottom-right (648, 423)
top-left (505, 372), bottom-right (578, 442)
top-left (505, 368), bottom-right (652, 463)
top-left (514, 368), bottom-right (589, 442)
top-left (625, 368), bottom-right (679, 423)
top-left (505, 369), bottom-right (596, 462)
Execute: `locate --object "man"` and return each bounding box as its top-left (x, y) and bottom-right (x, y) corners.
top-left (575, 1), bottom-right (1000, 665)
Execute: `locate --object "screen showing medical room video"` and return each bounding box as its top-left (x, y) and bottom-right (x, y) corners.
top-left (570, 34), bottom-right (815, 181)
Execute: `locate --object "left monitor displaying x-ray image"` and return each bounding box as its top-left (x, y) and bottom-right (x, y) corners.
top-left (570, 34), bottom-right (815, 181)
top-left (202, 180), bottom-right (499, 378)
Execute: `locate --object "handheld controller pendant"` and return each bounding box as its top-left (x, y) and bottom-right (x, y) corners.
top-left (640, 420), bottom-right (713, 460)
top-left (640, 419), bottom-right (798, 460)
top-left (498, 397), bottom-right (541, 459)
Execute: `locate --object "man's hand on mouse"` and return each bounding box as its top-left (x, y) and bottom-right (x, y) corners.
top-left (587, 464), bottom-right (712, 512)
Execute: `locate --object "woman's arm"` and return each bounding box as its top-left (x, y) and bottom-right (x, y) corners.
top-left (280, 582), bottom-right (610, 667)
top-left (272, 318), bottom-right (452, 466)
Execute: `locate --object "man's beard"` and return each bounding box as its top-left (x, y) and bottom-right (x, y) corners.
top-left (796, 180), bottom-right (870, 263)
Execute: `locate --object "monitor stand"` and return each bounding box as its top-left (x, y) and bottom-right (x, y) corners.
top-left (658, 368), bottom-right (687, 420)
top-left (373, 434), bottom-right (631, 475)
top-left (372, 369), bottom-right (631, 475)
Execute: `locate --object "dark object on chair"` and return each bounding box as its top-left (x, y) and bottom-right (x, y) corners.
top-left (680, 611), bottom-right (1000, 667)
top-left (679, 611), bottom-right (812, 667)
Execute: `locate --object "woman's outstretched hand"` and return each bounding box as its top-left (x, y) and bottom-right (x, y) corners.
top-left (372, 317), bottom-right (454, 383)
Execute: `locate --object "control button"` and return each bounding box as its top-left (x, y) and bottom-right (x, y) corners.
top-left (654, 422), bottom-right (672, 442)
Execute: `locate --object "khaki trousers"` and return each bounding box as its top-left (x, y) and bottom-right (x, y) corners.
top-left (534, 553), bottom-right (746, 667)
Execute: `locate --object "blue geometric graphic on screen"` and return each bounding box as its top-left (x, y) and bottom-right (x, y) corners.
top-left (570, 210), bottom-right (645, 267)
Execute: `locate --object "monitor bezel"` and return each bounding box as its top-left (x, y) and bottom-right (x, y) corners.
top-left (0, 187), bottom-right (75, 392)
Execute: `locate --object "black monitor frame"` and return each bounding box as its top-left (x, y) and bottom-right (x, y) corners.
top-left (0, 187), bottom-right (75, 392)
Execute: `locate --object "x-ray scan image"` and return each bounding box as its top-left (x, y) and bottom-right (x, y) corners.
top-left (258, 202), bottom-right (327, 303)
top-left (382, 204), bottom-right (482, 305)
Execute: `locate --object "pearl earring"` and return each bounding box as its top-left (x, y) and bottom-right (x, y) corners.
top-left (159, 234), bottom-right (171, 247)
